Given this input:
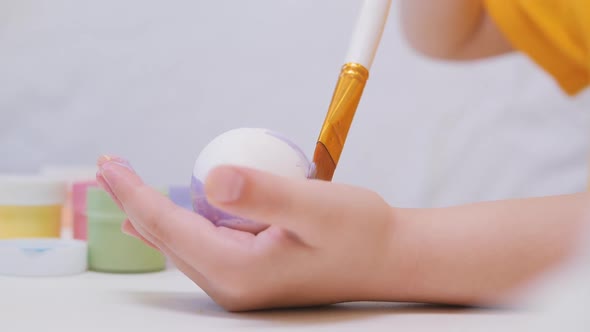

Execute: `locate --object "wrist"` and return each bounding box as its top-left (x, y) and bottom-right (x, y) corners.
top-left (365, 205), bottom-right (424, 303)
top-left (366, 193), bottom-right (590, 306)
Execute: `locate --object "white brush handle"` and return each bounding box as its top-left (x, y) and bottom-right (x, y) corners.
top-left (344, 0), bottom-right (392, 70)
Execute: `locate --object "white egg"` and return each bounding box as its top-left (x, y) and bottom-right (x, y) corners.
top-left (190, 128), bottom-right (314, 233)
top-left (192, 128), bottom-right (313, 181)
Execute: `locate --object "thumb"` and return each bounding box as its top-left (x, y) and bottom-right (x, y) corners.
top-left (204, 165), bottom-right (381, 238)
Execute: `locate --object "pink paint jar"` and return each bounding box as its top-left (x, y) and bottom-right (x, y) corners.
top-left (40, 166), bottom-right (97, 233)
top-left (72, 181), bottom-right (98, 240)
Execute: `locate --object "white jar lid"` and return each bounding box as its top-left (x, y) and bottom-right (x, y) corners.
top-left (0, 175), bottom-right (68, 205)
top-left (0, 239), bottom-right (87, 277)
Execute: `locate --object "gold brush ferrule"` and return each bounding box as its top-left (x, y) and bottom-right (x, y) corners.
top-left (314, 62), bottom-right (369, 179)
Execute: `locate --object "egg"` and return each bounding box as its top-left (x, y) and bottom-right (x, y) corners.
top-left (191, 128), bottom-right (315, 233)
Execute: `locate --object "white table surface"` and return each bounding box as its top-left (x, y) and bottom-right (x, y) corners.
top-left (0, 266), bottom-right (546, 332)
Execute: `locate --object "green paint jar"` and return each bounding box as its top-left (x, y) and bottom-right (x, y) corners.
top-left (86, 187), bottom-right (166, 273)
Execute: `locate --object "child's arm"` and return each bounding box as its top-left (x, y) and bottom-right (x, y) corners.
top-left (382, 192), bottom-right (590, 305)
top-left (399, 0), bottom-right (513, 60)
top-left (97, 158), bottom-right (590, 311)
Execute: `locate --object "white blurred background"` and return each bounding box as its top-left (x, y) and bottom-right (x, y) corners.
top-left (1, 0), bottom-right (589, 208)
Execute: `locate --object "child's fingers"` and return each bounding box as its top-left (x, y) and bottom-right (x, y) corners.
top-left (126, 217), bottom-right (216, 298)
top-left (121, 219), bottom-right (160, 251)
top-left (96, 171), bottom-right (125, 211)
top-left (204, 165), bottom-right (371, 244)
top-left (97, 158), bottom-right (238, 274)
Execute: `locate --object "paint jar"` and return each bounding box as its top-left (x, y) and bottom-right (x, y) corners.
top-left (40, 166), bottom-right (97, 233)
top-left (86, 187), bottom-right (166, 273)
top-left (71, 181), bottom-right (98, 240)
top-left (0, 238), bottom-right (87, 277)
top-left (0, 175), bottom-right (67, 239)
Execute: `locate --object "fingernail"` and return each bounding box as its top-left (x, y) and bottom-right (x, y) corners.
top-left (97, 155), bottom-right (134, 171)
top-left (207, 167), bottom-right (244, 203)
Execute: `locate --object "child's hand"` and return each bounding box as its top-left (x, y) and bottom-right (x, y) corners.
top-left (96, 156), bottom-right (399, 311)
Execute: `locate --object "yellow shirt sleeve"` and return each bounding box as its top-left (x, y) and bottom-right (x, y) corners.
top-left (484, 0), bottom-right (589, 96)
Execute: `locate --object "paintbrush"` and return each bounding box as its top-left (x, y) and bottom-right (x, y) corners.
top-left (312, 0), bottom-right (392, 181)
